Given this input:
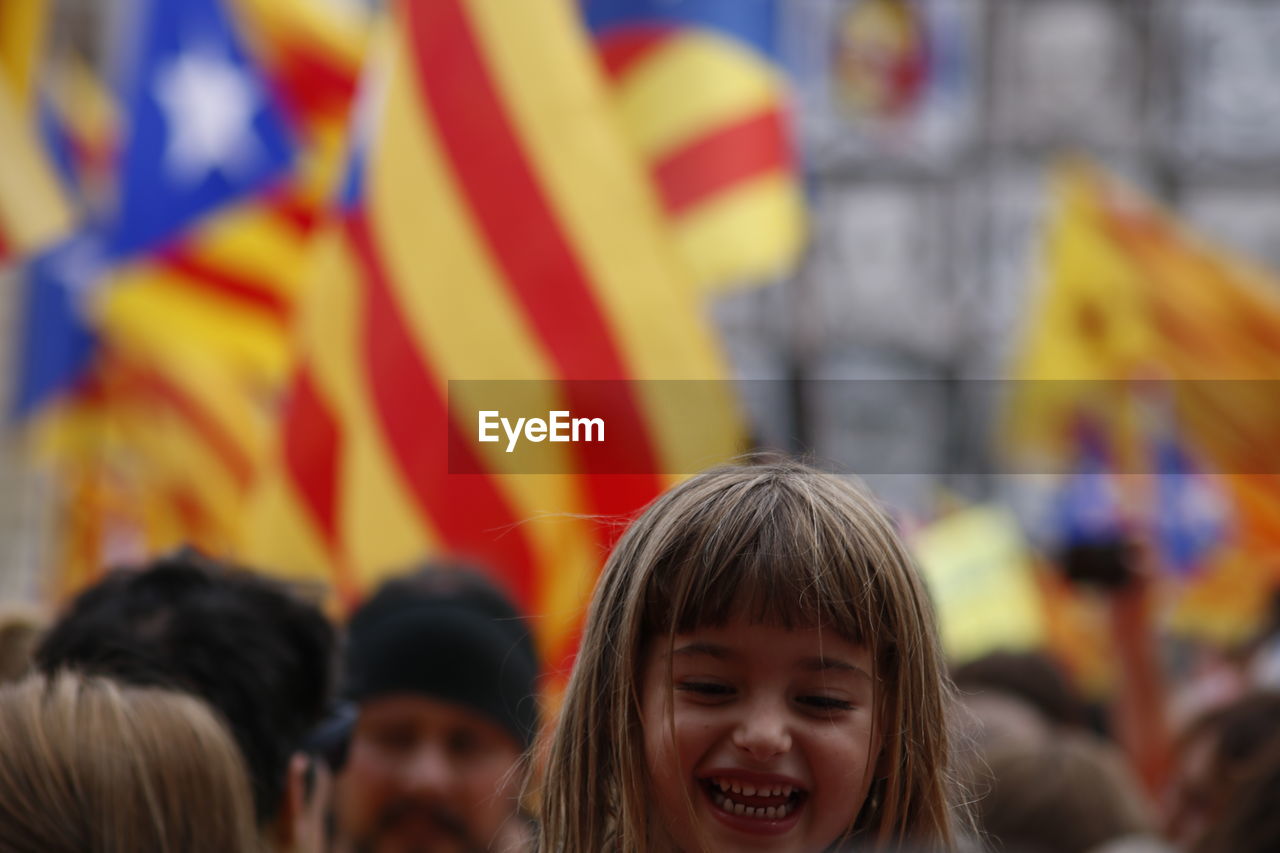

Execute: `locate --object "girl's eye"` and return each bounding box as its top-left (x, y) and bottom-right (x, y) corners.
top-left (797, 695), bottom-right (854, 712)
top-left (675, 681), bottom-right (734, 698)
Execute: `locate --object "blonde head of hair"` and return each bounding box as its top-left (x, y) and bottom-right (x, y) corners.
top-left (0, 604), bottom-right (44, 685)
top-left (539, 459), bottom-right (966, 851)
top-left (0, 671), bottom-right (262, 853)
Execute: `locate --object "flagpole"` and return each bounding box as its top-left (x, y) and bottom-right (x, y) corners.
top-left (785, 233), bottom-right (820, 457)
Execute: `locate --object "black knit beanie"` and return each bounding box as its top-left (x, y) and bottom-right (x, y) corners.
top-left (343, 568), bottom-right (540, 749)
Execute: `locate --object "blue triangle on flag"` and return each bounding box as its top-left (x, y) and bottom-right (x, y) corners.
top-left (104, 0), bottom-right (295, 258)
top-left (10, 233), bottom-right (106, 419)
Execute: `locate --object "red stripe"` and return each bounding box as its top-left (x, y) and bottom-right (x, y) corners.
top-left (267, 37), bottom-right (361, 126)
top-left (0, 226), bottom-right (10, 263)
top-left (652, 106), bottom-right (793, 216)
top-left (262, 185), bottom-right (321, 236)
top-left (283, 368), bottom-right (342, 546)
top-left (115, 365), bottom-right (256, 492)
top-left (347, 210), bottom-right (537, 610)
top-left (404, 0), bottom-right (665, 520)
top-left (596, 25), bottom-right (677, 79)
top-left (281, 367), bottom-right (362, 603)
top-left (156, 247), bottom-right (292, 323)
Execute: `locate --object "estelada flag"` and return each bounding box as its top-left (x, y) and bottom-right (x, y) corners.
top-left (15, 0), bottom-right (369, 593)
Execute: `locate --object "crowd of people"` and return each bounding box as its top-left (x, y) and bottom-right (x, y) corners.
top-left (0, 458), bottom-right (1276, 852)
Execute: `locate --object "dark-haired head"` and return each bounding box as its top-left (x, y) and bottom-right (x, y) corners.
top-left (336, 561), bottom-right (540, 853)
top-left (35, 549), bottom-right (337, 830)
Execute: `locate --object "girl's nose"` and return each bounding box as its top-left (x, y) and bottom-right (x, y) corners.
top-left (731, 705), bottom-right (792, 761)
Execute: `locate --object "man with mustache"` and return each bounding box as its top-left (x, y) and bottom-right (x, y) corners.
top-left (333, 565), bottom-right (540, 853)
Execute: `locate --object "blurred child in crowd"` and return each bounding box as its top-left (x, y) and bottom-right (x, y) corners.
top-left (0, 671), bottom-right (261, 852)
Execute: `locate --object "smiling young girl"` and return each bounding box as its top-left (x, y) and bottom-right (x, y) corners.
top-left (539, 459), bottom-right (968, 852)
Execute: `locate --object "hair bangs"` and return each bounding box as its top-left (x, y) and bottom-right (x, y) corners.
top-left (641, 472), bottom-right (881, 649)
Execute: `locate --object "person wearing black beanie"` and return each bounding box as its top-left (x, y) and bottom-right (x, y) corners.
top-left (331, 563), bottom-right (540, 853)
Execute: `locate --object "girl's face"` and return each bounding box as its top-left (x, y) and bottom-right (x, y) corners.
top-left (640, 617), bottom-right (881, 853)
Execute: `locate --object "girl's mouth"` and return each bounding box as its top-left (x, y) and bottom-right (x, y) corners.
top-left (701, 776), bottom-right (807, 822)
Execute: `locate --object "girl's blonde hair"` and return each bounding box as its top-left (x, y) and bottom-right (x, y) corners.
top-left (540, 459), bottom-right (964, 851)
top-left (0, 671), bottom-right (262, 853)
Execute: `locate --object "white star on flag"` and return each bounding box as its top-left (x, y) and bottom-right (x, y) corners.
top-left (153, 42), bottom-right (265, 185)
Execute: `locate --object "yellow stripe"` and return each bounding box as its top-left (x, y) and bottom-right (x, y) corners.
top-left (611, 31), bottom-right (784, 161)
top-left (182, 202), bottom-right (308, 303)
top-left (0, 0), bottom-right (49, 108)
top-left (673, 171), bottom-right (806, 292)
top-left (239, 464), bottom-right (336, 583)
top-left (466, 0), bottom-right (745, 476)
top-left (0, 74), bottom-right (73, 255)
top-left (95, 265), bottom-right (292, 383)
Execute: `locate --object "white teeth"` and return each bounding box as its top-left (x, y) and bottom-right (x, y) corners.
top-left (782, 785), bottom-right (793, 797)
top-left (713, 792), bottom-right (795, 820)
top-left (742, 784), bottom-right (756, 796)
top-left (771, 785), bottom-right (781, 796)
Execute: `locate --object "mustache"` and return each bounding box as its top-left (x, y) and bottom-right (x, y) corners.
top-left (372, 799), bottom-right (483, 852)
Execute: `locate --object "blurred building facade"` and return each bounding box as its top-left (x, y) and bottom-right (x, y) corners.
top-left (718, 0), bottom-right (1280, 512)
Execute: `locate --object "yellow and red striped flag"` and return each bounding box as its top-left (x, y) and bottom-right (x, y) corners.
top-left (587, 0), bottom-right (806, 291)
top-left (245, 0), bottom-right (746, 675)
top-left (32, 343), bottom-right (272, 596)
top-left (1009, 164), bottom-right (1280, 640)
